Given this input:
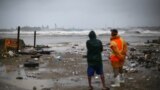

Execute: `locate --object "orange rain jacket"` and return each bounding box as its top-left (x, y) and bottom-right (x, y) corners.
top-left (109, 35), bottom-right (127, 68)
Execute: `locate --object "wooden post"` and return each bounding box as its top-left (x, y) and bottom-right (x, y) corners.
top-left (34, 31), bottom-right (36, 48)
top-left (17, 26), bottom-right (20, 52)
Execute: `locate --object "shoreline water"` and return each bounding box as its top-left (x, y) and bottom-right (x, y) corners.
top-left (0, 32), bottom-right (159, 46)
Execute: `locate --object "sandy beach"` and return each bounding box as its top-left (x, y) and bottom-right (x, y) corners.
top-left (0, 30), bottom-right (160, 90)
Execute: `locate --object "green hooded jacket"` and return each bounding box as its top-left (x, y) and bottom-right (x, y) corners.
top-left (86, 31), bottom-right (103, 66)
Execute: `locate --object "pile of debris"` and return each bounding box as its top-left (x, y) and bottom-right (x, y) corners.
top-left (0, 38), bottom-right (25, 58)
top-left (126, 43), bottom-right (160, 73)
top-left (145, 37), bottom-right (160, 44)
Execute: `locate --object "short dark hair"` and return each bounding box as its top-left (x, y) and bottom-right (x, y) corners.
top-left (111, 29), bottom-right (118, 36)
top-left (110, 29), bottom-right (118, 33)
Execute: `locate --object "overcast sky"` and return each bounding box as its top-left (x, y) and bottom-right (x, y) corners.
top-left (0, 0), bottom-right (160, 29)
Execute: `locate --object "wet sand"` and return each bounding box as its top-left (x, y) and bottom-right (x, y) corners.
top-left (0, 41), bottom-right (160, 90)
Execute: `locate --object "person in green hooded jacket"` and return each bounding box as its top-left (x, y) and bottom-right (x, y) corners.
top-left (86, 31), bottom-right (109, 90)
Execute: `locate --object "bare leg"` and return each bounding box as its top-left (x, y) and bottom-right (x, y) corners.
top-left (100, 74), bottom-right (106, 88)
top-left (119, 66), bottom-right (125, 83)
top-left (100, 74), bottom-right (110, 90)
top-left (119, 66), bottom-right (123, 74)
top-left (111, 67), bottom-right (120, 87)
top-left (113, 68), bottom-right (119, 78)
top-left (88, 76), bottom-right (93, 90)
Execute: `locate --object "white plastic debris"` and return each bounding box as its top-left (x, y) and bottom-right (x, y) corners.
top-left (75, 71), bottom-right (78, 75)
top-left (18, 50), bottom-right (21, 52)
top-left (19, 64), bottom-right (23, 68)
top-left (8, 50), bottom-right (14, 57)
top-left (95, 76), bottom-right (99, 79)
top-left (128, 77), bottom-right (134, 80)
top-left (56, 56), bottom-right (61, 60)
top-left (34, 58), bottom-right (38, 61)
top-left (130, 62), bottom-right (137, 67)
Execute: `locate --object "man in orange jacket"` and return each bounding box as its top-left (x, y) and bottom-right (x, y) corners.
top-left (109, 29), bottom-right (127, 87)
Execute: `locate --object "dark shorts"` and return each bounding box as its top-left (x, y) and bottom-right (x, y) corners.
top-left (87, 65), bottom-right (103, 77)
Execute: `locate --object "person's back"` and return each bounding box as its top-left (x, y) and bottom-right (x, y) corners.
top-left (87, 36), bottom-right (103, 66)
top-left (86, 31), bottom-right (109, 90)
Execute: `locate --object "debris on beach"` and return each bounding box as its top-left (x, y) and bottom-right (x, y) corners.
top-left (18, 46), bottom-right (54, 55)
top-left (36, 45), bottom-right (50, 49)
top-left (24, 60), bottom-right (39, 68)
top-left (127, 38), bottom-right (160, 72)
top-left (1, 34), bottom-right (160, 90)
top-left (0, 39), bottom-right (26, 58)
top-left (33, 86), bottom-right (37, 90)
top-left (38, 50), bottom-right (51, 55)
top-left (8, 50), bottom-right (14, 57)
top-left (18, 47), bottom-right (37, 55)
top-left (31, 54), bottom-right (42, 58)
top-left (37, 48), bottom-right (53, 55)
top-left (55, 55), bottom-right (62, 61)
top-left (146, 37), bottom-right (160, 44)
top-left (16, 76), bottom-right (23, 80)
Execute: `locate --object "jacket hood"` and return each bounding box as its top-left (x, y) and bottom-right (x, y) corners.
top-left (89, 31), bottom-right (96, 39)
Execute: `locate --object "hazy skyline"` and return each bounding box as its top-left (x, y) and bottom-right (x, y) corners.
top-left (0, 0), bottom-right (160, 29)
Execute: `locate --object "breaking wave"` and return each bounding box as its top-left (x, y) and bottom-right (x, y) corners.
top-left (0, 29), bottom-right (124, 35)
top-left (0, 29), bottom-right (159, 36)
